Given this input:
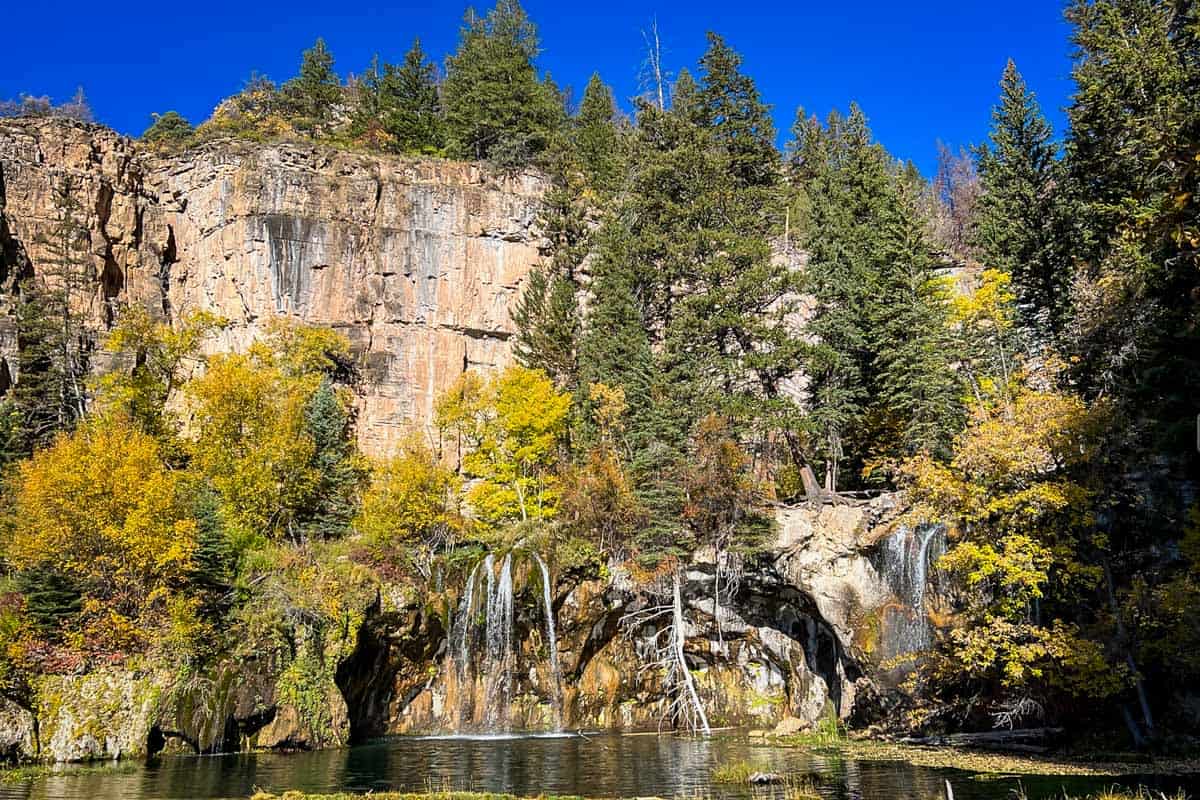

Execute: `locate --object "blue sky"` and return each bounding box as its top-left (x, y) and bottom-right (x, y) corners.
top-left (0, 0), bottom-right (1075, 174)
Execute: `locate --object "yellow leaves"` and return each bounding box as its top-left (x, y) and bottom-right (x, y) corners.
top-left (948, 618), bottom-right (1127, 696)
top-left (5, 416), bottom-right (196, 649)
top-left (357, 437), bottom-right (464, 567)
top-left (438, 366), bottom-right (569, 529)
top-left (185, 321), bottom-right (352, 545)
top-left (897, 366), bottom-right (1120, 700)
top-left (256, 317), bottom-right (351, 378)
top-left (588, 382), bottom-right (628, 445)
top-left (951, 268), bottom-right (1016, 332)
top-left (8, 417), bottom-right (195, 583)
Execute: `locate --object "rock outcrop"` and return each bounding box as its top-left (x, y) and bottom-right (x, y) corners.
top-left (339, 497), bottom-right (907, 739)
top-left (0, 118), bottom-right (543, 453)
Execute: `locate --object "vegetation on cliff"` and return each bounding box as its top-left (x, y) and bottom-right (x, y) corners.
top-left (0, 0), bottom-right (1196, 755)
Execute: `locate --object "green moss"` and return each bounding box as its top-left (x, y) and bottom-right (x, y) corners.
top-left (275, 653), bottom-right (341, 747)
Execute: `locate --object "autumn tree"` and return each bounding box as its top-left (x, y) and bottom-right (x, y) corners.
top-left (98, 307), bottom-right (222, 456)
top-left (186, 321), bottom-right (362, 549)
top-left (436, 366), bottom-right (569, 531)
top-left (5, 416), bottom-right (197, 651)
top-left (898, 372), bottom-right (1125, 729)
top-left (560, 384), bottom-right (647, 558)
top-left (356, 436), bottom-right (464, 577)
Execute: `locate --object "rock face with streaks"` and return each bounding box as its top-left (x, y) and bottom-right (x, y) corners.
top-left (0, 117), bottom-right (543, 453)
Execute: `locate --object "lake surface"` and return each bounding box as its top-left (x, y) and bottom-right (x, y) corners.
top-left (0, 733), bottom-right (1194, 800)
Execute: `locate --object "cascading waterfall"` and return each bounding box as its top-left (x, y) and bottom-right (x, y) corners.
top-left (878, 524), bottom-right (946, 659)
top-left (532, 553), bottom-right (563, 730)
top-left (481, 552), bottom-right (514, 728)
top-left (451, 549), bottom-right (560, 732)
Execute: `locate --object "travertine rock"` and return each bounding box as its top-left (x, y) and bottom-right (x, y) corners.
top-left (0, 118), bottom-right (545, 454)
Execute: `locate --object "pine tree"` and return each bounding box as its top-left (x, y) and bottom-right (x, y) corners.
top-left (299, 379), bottom-right (364, 539)
top-left (510, 266), bottom-right (579, 388)
top-left (799, 106), bottom-right (889, 490)
top-left (669, 68), bottom-right (703, 123)
top-left (697, 32), bottom-right (778, 190)
top-left (11, 176), bottom-right (94, 454)
top-left (359, 39), bottom-right (444, 154)
top-left (141, 111), bottom-right (194, 147)
top-left (441, 0), bottom-right (564, 166)
top-left (15, 566), bottom-right (82, 636)
top-left (284, 38), bottom-right (341, 133)
top-left (574, 73), bottom-right (624, 194)
top-left (871, 168), bottom-right (963, 460)
top-left (973, 60), bottom-right (1065, 335)
top-left (1063, 0), bottom-right (1200, 516)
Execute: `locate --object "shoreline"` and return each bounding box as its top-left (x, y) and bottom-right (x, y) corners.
top-left (770, 735), bottom-right (1200, 777)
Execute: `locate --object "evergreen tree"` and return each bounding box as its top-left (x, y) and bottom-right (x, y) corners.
top-left (284, 38), bottom-right (341, 133)
top-left (510, 266), bottom-right (579, 389)
top-left (1064, 0), bottom-right (1199, 451)
top-left (697, 32), bottom-right (778, 189)
top-left (141, 111), bottom-right (194, 147)
top-left (441, 0), bottom-right (564, 166)
top-left (358, 39), bottom-right (444, 153)
top-left (11, 176), bottom-right (94, 454)
top-left (871, 168), bottom-right (963, 460)
top-left (799, 106), bottom-right (887, 490)
top-left (669, 68), bottom-right (703, 123)
top-left (973, 60), bottom-right (1065, 335)
top-left (189, 483), bottom-right (234, 591)
top-left (15, 566), bottom-right (82, 636)
top-left (298, 379), bottom-right (364, 539)
top-left (574, 73), bottom-right (624, 193)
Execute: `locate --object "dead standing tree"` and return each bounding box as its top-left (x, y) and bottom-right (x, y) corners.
top-left (620, 568), bottom-right (711, 736)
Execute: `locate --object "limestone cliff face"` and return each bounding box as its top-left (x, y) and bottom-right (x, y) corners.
top-left (0, 118), bottom-right (544, 453)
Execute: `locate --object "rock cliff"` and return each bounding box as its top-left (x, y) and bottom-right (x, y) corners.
top-left (0, 118), bottom-right (543, 453)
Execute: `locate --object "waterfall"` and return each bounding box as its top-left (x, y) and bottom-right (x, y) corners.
top-left (532, 553), bottom-right (563, 730)
top-left (449, 550), bottom-right (561, 732)
top-left (878, 524), bottom-right (946, 658)
top-left (455, 559), bottom-right (482, 672)
top-left (482, 552), bottom-right (514, 729)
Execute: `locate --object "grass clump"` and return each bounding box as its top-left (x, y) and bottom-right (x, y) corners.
top-left (250, 794), bottom-right (587, 800)
top-left (0, 761), bottom-right (138, 783)
top-left (710, 758), bottom-right (763, 784)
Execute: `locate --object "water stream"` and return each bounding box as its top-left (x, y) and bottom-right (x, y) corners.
top-left (531, 552), bottom-right (563, 730)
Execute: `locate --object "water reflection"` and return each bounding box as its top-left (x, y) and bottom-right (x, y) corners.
top-left (0, 734), bottom-right (1193, 800)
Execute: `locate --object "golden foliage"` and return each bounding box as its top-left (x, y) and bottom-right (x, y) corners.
top-left (357, 437), bottom-right (464, 573)
top-left (5, 416), bottom-right (197, 646)
top-left (436, 366), bottom-right (570, 529)
top-left (186, 321), bottom-right (356, 547)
